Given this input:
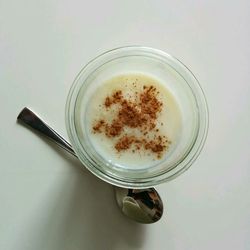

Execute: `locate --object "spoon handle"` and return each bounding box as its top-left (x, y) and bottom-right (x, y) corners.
top-left (17, 107), bottom-right (77, 157)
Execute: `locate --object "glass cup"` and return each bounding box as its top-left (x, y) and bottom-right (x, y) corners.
top-left (65, 46), bottom-right (209, 188)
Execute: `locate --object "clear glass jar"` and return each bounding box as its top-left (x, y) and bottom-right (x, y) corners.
top-left (65, 46), bottom-right (209, 188)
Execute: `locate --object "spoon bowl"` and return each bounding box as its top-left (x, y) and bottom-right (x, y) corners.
top-left (115, 187), bottom-right (163, 223)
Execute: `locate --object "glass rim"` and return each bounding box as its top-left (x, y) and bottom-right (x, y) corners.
top-left (65, 46), bottom-right (209, 188)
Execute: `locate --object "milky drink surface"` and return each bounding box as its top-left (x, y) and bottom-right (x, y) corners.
top-left (86, 73), bottom-right (182, 169)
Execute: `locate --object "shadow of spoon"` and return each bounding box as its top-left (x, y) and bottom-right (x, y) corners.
top-left (17, 107), bottom-right (164, 224)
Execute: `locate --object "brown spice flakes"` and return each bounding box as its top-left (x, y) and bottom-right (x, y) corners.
top-left (93, 119), bottom-right (105, 133)
top-left (105, 119), bottom-right (123, 137)
top-left (92, 84), bottom-right (170, 158)
top-left (144, 138), bottom-right (166, 158)
top-left (112, 90), bottom-right (123, 103)
top-left (104, 97), bottom-right (112, 107)
top-left (115, 135), bottom-right (135, 151)
top-left (105, 90), bottom-right (123, 107)
top-left (140, 85), bottom-right (162, 120)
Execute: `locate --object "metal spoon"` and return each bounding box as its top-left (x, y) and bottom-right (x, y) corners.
top-left (17, 107), bottom-right (163, 223)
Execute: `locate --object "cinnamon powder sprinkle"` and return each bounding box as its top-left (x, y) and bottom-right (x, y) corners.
top-left (92, 85), bottom-right (171, 158)
top-left (104, 90), bottom-right (123, 107)
top-left (93, 119), bottom-right (105, 133)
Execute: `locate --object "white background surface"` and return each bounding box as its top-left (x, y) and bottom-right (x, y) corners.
top-left (0, 0), bottom-right (250, 249)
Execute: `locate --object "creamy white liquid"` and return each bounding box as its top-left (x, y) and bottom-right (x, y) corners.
top-left (86, 73), bottom-right (182, 169)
